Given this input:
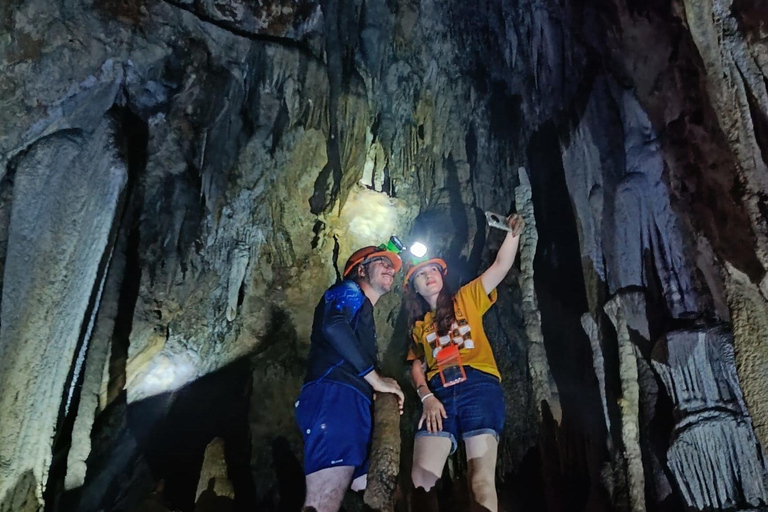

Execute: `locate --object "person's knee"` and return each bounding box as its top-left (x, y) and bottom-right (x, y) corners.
top-left (411, 465), bottom-right (440, 491)
top-left (350, 474), bottom-right (367, 492)
top-left (469, 475), bottom-right (496, 505)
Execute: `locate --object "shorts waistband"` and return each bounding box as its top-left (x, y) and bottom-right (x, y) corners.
top-left (428, 366), bottom-right (500, 390)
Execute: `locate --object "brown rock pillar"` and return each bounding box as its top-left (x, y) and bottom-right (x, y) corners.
top-left (363, 393), bottom-right (401, 512)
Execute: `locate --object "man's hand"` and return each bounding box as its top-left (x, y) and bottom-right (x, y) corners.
top-left (507, 213), bottom-right (525, 237)
top-left (365, 372), bottom-right (405, 414)
top-left (418, 395), bottom-right (448, 432)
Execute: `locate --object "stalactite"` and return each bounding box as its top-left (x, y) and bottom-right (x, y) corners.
top-left (0, 118), bottom-right (128, 511)
top-left (65, 211), bottom-right (130, 491)
top-left (679, 0), bottom-right (768, 283)
top-left (514, 166), bottom-right (559, 422)
top-left (225, 241), bottom-right (251, 321)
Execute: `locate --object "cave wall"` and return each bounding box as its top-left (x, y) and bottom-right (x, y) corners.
top-left (1, 0), bottom-right (768, 511)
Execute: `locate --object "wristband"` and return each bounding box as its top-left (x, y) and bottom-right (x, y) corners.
top-left (420, 393), bottom-right (434, 403)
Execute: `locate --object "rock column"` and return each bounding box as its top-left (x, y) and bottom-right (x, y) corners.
top-left (652, 326), bottom-right (768, 509)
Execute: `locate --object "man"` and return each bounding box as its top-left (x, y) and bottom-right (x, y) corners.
top-left (296, 245), bottom-right (406, 512)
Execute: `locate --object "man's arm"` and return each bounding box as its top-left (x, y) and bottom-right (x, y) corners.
top-left (321, 284), bottom-right (404, 408)
top-left (365, 371), bottom-right (404, 412)
top-left (321, 301), bottom-right (377, 377)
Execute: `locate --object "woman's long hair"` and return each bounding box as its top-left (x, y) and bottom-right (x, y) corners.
top-left (405, 276), bottom-right (457, 340)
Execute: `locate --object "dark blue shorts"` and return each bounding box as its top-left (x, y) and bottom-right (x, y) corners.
top-left (295, 380), bottom-right (372, 479)
top-left (416, 367), bottom-right (505, 454)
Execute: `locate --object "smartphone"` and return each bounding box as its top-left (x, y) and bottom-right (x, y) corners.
top-left (485, 211), bottom-right (513, 232)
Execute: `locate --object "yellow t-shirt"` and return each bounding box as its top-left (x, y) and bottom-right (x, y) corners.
top-left (407, 277), bottom-right (500, 381)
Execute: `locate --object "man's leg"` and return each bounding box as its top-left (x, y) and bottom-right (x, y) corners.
top-left (464, 434), bottom-right (499, 512)
top-left (350, 473), bottom-right (367, 492)
top-left (303, 466), bottom-right (355, 512)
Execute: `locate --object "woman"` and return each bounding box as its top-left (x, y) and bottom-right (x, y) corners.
top-left (405, 214), bottom-right (524, 512)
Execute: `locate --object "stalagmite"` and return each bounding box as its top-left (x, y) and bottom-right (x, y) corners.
top-left (363, 393), bottom-right (401, 512)
top-left (514, 166), bottom-right (560, 422)
top-left (604, 295), bottom-right (646, 512)
top-left (194, 438), bottom-right (234, 512)
top-left (581, 313), bottom-right (612, 444)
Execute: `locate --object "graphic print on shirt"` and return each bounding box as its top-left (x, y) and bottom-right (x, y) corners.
top-left (423, 307), bottom-right (474, 359)
top-left (325, 282), bottom-right (365, 318)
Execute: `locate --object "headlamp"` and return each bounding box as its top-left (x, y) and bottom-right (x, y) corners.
top-left (409, 241), bottom-right (427, 258)
top-left (376, 236), bottom-right (431, 263)
top-left (379, 235), bottom-right (406, 253)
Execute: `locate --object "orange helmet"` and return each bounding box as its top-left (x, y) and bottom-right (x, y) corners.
top-left (343, 246), bottom-right (403, 278)
top-left (404, 258), bottom-right (448, 287)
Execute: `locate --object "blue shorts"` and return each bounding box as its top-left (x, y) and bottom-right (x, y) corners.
top-left (295, 380), bottom-right (372, 479)
top-left (416, 367), bottom-right (505, 454)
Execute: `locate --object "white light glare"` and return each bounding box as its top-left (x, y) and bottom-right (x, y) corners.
top-left (410, 242), bottom-right (428, 258)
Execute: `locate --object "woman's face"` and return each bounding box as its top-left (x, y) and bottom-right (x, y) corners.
top-left (412, 264), bottom-right (444, 298)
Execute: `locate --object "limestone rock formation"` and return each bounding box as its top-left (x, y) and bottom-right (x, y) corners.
top-left (363, 394), bottom-right (401, 512)
top-left (194, 438), bottom-right (234, 512)
top-left (1, 0), bottom-right (768, 511)
top-left (195, 438), bottom-right (234, 502)
top-left (0, 117), bottom-right (127, 510)
top-left (652, 326), bottom-right (768, 509)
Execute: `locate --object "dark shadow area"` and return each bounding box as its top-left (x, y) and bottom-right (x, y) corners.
top-left (127, 357), bottom-right (256, 512)
top-left (526, 122), bottom-right (613, 512)
top-left (250, 306), bottom-right (307, 511)
top-left (270, 437), bottom-right (304, 512)
top-left (194, 479), bottom-right (234, 512)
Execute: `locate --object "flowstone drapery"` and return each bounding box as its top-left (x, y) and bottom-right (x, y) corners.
top-left (652, 327), bottom-right (768, 510)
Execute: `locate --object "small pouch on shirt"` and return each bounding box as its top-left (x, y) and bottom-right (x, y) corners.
top-left (436, 344), bottom-right (466, 387)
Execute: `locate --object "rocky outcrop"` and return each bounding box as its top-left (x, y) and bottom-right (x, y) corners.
top-left (560, 75), bottom-right (709, 321)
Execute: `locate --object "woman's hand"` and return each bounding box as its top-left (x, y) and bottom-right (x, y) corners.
top-left (418, 395), bottom-right (448, 432)
top-left (506, 213), bottom-right (525, 237)
top-left (480, 212), bottom-right (524, 294)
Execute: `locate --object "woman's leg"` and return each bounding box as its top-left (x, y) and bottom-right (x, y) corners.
top-left (464, 434), bottom-right (499, 512)
top-left (411, 435), bottom-right (452, 490)
top-left (411, 435), bottom-right (452, 511)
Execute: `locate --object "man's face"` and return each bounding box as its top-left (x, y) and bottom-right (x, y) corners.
top-left (360, 257), bottom-right (396, 294)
